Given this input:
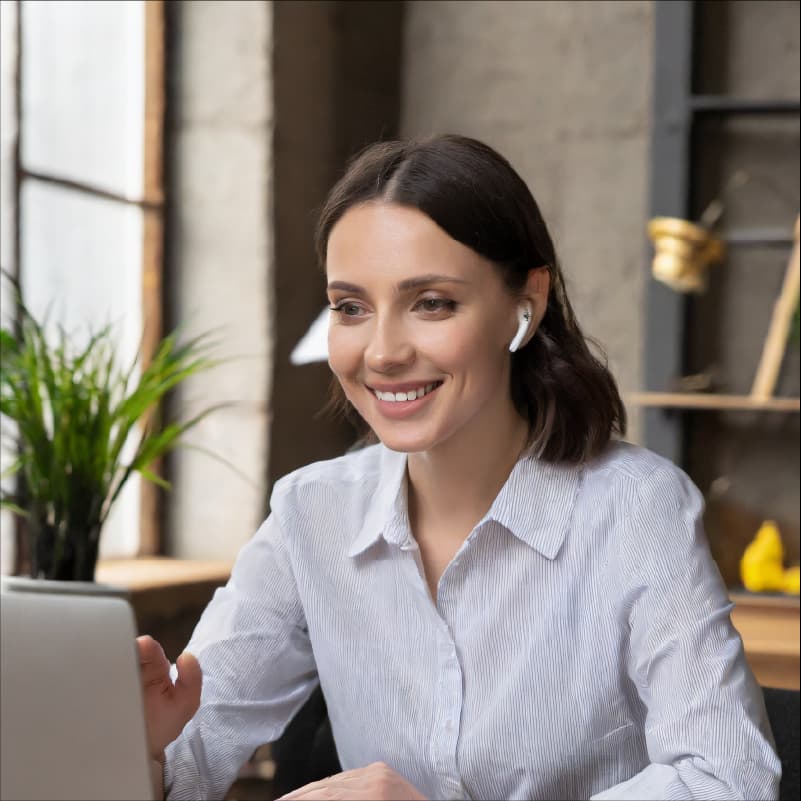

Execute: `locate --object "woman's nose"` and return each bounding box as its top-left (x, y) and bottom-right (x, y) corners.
top-left (364, 317), bottom-right (415, 373)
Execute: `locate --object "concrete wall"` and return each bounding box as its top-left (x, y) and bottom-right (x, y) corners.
top-left (401, 0), bottom-right (655, 443)
top-left (164, 0), bottom-right (273, 559)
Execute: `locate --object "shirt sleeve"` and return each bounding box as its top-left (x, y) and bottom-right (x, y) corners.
top-left (591, 465), bottom-right (781, 801)
top-left (164, 502), bottom-right (318, 801)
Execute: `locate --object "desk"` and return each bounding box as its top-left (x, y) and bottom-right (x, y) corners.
top-left (730, 591), bottom-right (800, 690)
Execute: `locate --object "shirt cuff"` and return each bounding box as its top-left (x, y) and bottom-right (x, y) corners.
top-left (163, 736), bottom-right (205, 801)
top-left (590, 763), bottom-right (686, 800)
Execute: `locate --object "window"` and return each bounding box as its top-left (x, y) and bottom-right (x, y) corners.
top-left (0, 0), bottom-right (165, 572)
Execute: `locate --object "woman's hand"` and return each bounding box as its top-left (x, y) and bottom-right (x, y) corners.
top-left (136, 635), bottom-right (203, 760)
top-left (276, 762), bottom-right (427, 800)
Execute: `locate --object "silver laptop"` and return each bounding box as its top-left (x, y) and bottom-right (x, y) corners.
top-left (1, 587), bottom-right (155, 800)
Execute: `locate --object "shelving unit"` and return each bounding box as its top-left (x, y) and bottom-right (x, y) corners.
top-left (644, 1), bottom-right (801, 462)
top-left (628, 392), bottom-right (799, 412)
top-left (644, 1), bottom-right (800, 688)
top-left (633, 212), bottom-right (799, 413)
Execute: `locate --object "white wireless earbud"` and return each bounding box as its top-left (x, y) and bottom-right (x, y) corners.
top-left (508, 305), bottom-right (532, 353)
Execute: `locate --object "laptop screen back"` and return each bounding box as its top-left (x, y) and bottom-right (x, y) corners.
top-left (1, 588), bottom-right (155, 801)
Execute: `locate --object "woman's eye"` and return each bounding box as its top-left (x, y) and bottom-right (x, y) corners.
top-left (416, 298), bottom-right (456, 314)
top-left (329, 302), bottom-right (364, 317)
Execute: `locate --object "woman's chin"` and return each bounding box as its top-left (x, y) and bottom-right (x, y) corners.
top-left (369, 424), bottom-right (441, 455)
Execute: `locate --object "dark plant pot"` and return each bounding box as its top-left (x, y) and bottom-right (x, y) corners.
top-left (29, 520), bottom-right (102, 582)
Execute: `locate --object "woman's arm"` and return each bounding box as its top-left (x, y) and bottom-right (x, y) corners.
top-left (592, 465), bottom-right (781, 801)
top-left (164, 504), bottom-right (319, 801)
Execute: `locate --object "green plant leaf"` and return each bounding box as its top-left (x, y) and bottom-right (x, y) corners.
top-left (0, 270), bottom-right (228, 578)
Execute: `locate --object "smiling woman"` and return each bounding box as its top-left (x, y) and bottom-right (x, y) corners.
top-left (138, 135), bottom-right (781, 801)
top-left (325, 201), bottom-right (541, 455)
top-left (318, 136), bottom-right (626, 464)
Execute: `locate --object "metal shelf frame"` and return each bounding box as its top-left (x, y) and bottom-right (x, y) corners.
top-left (643, 0), bottom-right (801, 464)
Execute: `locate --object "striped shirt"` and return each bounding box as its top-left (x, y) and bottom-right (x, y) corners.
top-left (165, 440), bottom-right (780, 800)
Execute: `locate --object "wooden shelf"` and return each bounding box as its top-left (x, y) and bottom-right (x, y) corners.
top-left (626, 392), bottom-right (800, 412)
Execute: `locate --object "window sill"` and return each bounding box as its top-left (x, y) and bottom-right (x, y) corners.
top-left (96, 556), bottom-right (233, 593)
top-left (96, 557), bottom-right (233, 658)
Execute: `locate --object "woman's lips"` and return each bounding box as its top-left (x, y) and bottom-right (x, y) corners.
top-left (367, 381), bottom-right (442, 419)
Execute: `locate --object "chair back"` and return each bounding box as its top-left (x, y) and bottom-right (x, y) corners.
top-left (762, 686), bottom-right (800, 801)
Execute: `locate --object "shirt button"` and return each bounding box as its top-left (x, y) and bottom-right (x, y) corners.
top-left (445, 719), bottom-right (453, 731)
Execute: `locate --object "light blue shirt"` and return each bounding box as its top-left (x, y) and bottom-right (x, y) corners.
top-left (165, 441), bottom-right (780, 800)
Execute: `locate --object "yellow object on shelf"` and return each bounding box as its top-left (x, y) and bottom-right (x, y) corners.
top-left (740, 520), bottom-right (800, 596)
top-left (783, 566), bottom-right (800, 595)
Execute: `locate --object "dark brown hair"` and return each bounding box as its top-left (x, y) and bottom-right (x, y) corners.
top-left (315, 134), bottom-right (626, 464)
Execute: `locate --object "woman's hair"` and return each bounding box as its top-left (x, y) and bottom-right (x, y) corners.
top-left (315, 134), bottom-right (626, 464)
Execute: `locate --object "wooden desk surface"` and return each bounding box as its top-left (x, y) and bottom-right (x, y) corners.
top-left (730, 591), bottom-right (800, 690)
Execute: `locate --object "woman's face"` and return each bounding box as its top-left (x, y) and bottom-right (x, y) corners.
top-left (326, 201), bottom-right (526, 455)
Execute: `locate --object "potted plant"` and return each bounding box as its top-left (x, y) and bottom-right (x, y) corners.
top-left (0, 272), bottom-right (223, 584)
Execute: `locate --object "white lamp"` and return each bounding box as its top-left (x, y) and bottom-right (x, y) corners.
top-left (290, 308), bottom-right (330, 365)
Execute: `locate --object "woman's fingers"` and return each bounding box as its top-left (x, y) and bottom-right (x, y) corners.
top-left (137, 635), bottom-right (171, 685)
top-left (277, 763), bottom-right (427, 801)
top-left (174, 651), bottom-right (202, 714)
top-left (136, 637), bottom-right (203, 759)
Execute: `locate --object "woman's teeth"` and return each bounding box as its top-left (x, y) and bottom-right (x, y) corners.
top-left (373, 383), bottom-right (438, 402)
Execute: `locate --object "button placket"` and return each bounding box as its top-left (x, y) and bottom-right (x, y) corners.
top-left (439, 632), bottom-right (464, 794)
top-left (433, 626), bottom-right (461, 778)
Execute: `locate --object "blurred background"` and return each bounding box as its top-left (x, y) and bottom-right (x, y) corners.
top-left (0, 0), bottom-right (798, 794)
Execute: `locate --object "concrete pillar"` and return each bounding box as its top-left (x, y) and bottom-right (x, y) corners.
top-left (165, 0), bottom-right (274, 559)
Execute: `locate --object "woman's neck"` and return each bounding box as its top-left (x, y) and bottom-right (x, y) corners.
top-left (406, 404), bottom-right (530, 542)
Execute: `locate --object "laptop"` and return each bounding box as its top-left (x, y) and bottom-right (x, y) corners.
top-left (0, 586), bottom-right (155, 800)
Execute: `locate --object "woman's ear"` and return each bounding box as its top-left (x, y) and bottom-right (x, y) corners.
top-left (523, 266), bottom-right (550, 333)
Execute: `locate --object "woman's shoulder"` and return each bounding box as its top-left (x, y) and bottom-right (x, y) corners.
top-left (584, 439), bottom-right (699, 508)
top-left (270, 442), bottom-right (386, 504)
top-left (589, 438), bottom-right (688, 480)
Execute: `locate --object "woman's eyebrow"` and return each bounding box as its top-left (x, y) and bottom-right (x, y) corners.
top-left (396, 274), bottom-right (469, 291)
top-left (327, 275), bottom-right (469, 294)
top-left (327, 281), bottom-right (364, 294)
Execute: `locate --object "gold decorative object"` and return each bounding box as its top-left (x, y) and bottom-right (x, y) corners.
top-left (629, 213), bottom-right (800, 412)
top-left (647, 216), bottom-right (725, 294)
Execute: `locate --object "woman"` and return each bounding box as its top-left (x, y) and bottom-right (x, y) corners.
top-left (138, 135), bottom-right (780, 801)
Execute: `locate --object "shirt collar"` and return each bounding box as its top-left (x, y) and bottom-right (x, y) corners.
top-left (347, 446), bottom-right (410, 557)
top-left (484, 453), bottom-right (583, 559)
top-left (346, 445), bottom-right (583, 560)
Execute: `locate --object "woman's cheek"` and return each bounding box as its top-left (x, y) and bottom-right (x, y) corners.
top-left (419, 322), bottom-right (482, 367)
top-left (327, 329), bottom-right (355, 379)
